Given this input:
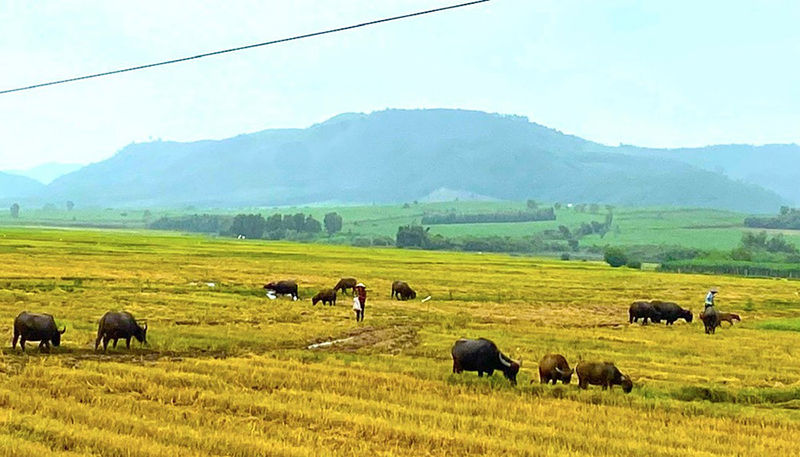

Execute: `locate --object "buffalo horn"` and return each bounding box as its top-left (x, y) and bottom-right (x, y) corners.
top-left (554, 366), bottom-right (563, 375)
top-left (143, 321), bottom-right (148, 331)
top-left (59, 326), bottom-right (66, 334)
top-left (498, 354), bottom-right (512, 368)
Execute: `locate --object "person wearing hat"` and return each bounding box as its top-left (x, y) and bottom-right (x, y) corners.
top-left (354, 283), bottom-right (367, 322)
top-left (705, 288), bottom-right (718, 308)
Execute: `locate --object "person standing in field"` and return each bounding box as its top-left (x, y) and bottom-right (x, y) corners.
top-left (353, 283), bottom-right (367, 322)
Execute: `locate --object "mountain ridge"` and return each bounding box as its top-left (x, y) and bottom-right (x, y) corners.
top-left (5, 109), bottom-right (795, 212)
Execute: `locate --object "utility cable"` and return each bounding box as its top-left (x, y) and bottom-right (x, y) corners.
top-left (0, 0), bottom-right (489, 95)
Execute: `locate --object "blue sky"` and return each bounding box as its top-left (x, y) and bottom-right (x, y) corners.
top-left (1, 0), bottom-right (798, 169)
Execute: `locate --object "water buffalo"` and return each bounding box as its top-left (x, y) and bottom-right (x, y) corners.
top-left (628, 301), bottom-right (662, 325)
top-left (576, 361), bottom-right (633, 393)
top-left (13, 311), bottom-right (66, 352)
top-left (95, 311), bottom-right (148, 351)
top-left (264, 280), bottom-right (298, 300)
top-left (391, 281), bottom-right (416, 301)
top-left (717, 312), bottom-right (741, 327)
top-left (651, 301), bottom-right (693, 325)
top-left (333, 278), bottom-right (357, 296)
top-left (538, 354), bottom-right (574, 385)
top-left (451, 338), bottom-right (521, 385)
top-left (700, 306), bottom-right (719, 334)
top-left (312, 288), bottom-right (337, 306)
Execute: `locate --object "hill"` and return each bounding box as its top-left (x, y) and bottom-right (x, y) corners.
top-left (4, 162), bottom-right (85, 184)
top-left (615, 143), bottom-right (800, 205)
top-left (0, 171), bottom-right (45, 200)
top-left (43, 109), bottom-right (785, 212)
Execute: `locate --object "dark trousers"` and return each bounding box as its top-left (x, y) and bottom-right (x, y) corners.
top-left (356, 298), bottom-right (366, 322)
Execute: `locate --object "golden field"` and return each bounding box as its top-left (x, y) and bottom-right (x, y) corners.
top-left (0, 227), bottom-right (799, 456)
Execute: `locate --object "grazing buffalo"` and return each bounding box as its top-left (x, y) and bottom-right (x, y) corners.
top-left (333, 278), bottom-right (357, 296)
top-left (264, 280), bottom-right (299, 300)
top-left (576, 361), bottom-right (633, 393)
top-left (391, 281), bottom-right (417, 301)
top-left (538, 354), bottom-right (574, 385)
top-left (628, 301), bottom-right (662, 325)
top-left (451, 338), bottom-right (521, 385)
top-left (700, 307), bottom-right (719, 334)
top-left (312, 288), bottom-right (337, 306)
top-left (716, 312), bottom-right (741, 327)
top-left (651, 301), bottom-right (693, 325)
top-left (13, 311), bottom-right (66, 352)
top-left (95, 311), bottom-right (148, 351)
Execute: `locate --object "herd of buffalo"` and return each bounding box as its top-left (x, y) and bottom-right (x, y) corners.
top-left (12, 310), bottom-right (147, 352)
top-left (10, 277), bottom-right (738, 394)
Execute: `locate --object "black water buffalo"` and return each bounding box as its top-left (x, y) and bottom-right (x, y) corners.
top-left (333, 278), bottom-right (357, 296)
top-left (13, 311), bottom-right (66, 352)
top-left (576, 361), bottom-right (633, 393)
top-left (451, 338), bottom-right (521, 385)
top-left (95, 311), bottom-right (148, 351)
top-left (538, 354), bottom-right (574, 385)
top-left (700, 306), bottom-right (719, 334)
top-left (651, 301), bottom-right (693, 325)
top-left (629, 301), bottom-right (662, 325)
top-left (391, 281), bottom-right (416, 301)
top-left (264, 280), bottom-right (299, 300)
top-left (312, 288), bottom-right (337, 306)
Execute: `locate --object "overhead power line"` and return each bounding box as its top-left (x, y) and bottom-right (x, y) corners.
top-left (0, 0), bottom-right (489, 96)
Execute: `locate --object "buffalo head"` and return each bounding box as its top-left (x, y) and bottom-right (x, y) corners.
top-left (499, 354), bottom-right (522, 385)
top-left (554, 366), bottom-right (575, 384)
top-left (621, 375), bottom-right (633, 393)
top-left (51, 326), bottom-right (66, 347)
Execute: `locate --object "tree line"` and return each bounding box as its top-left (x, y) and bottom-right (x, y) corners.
top-left (149, 212), bottom-right (343, 240)
top-left (744, 206), bottom-right (800, 230)
top-left (420, 207), bottom-right (555, 225)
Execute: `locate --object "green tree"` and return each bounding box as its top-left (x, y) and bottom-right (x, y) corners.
top-left (604, 247), bottom-right (628, 267)
top-left (323, 212), bottom-right (343, 236)
top-left (229, 214), bottom-right (266, 239)
top-left (66, 201), bottom-right (75, 212)
top-left (396, 225), bottom-right (429, 248)
top-left (289, 213), bottom-right (306, 232)
top-left (10, 203), bottom-right (19, 218)
top-left (526, 199), bottom-right (539, 210)
top-left (304, 215), bottom-right (322, 234)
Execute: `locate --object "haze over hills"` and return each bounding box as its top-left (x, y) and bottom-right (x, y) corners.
top-left (0, 172), bottom-right (44, 200)
top-left (4, 109), bottom-right (796, 213)
top-left (5, 162), bottom-right (85, 184)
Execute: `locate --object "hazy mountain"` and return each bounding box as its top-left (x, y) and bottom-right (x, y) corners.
top-left (43, 109), bottom-right (786, 212)
top-left (0, 172), bottom-right (45, 200)
top-left (5, 162), bottom-right (85, 184)
top-left (614, 144), bottom-right (800, 205)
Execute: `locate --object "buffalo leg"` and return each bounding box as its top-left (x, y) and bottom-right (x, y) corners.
top-left (40, 340), bottom-right (50, 353)
top-left (478, 371), bottom-right (483, 377)
top-left (103, 336), bottom-right (110, 351)
top-left (20, 338), bottom-right (26, 352)
top-left (12, 331), bottom-right (19, 350)
top-left (95, 335), bottom-right (102, 351)
top-left (126, 337), bottom-right (131, 349)
top-left (112, 339), bottom-right (119, 348)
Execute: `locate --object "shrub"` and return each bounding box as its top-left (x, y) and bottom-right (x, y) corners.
top-left (626, 259), bottom-right (642, 269)
top-left (604, 247), bottom-right (628, 268)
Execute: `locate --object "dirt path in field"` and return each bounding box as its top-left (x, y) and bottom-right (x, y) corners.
top-left (306, 325), bottom-right (419, 354)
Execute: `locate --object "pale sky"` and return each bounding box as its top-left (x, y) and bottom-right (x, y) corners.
top-left (1, 0), bottom-right (798, 170)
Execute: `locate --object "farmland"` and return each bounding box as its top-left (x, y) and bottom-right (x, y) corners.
top-left (1, 227), bottom-right (799, 456)
top-left (3, 201), bottom-right (793, 253)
